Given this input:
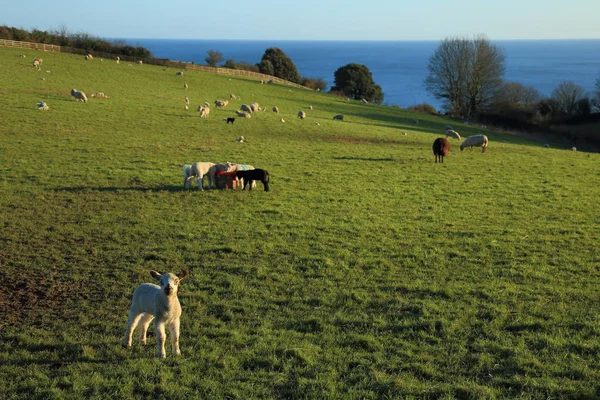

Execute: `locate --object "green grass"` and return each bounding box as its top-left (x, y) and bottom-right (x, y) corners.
top-left (1, 46), bottom-right (599, 399)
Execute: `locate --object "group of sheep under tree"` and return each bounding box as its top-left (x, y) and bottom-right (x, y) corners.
top-left (433, 126), bottom-right (489, 163)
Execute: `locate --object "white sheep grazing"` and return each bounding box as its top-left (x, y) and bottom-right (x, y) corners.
top-left (116, 56), bottom-right (120, 64)
top-left (460, 134), bottom-right (489, 153)
top-left (183, 162), bottom-right (216, 189)
top-left (240, 104), bottom-right (253, 113)
top-left (230, 93), bottom-right (238, 100)
top-left (332, 114), bottom-right (344, 121)
top-left (199, 106), bottom-right (210, 118)
top-left (85, 54), bottom-right (93, 60)
top-left (176, 71), bottom-right (184, 76)
top-left (32, 58), bottom-right (43, 67)
top-left (123, 270), bottom-right (188, 358)
top-left (272, 106), bottom-right (279, 113)
top-left (298, 111), bottom-right (307, 119)
top-left (184, 83), bottom-right (189, 90)
top-left (445, 129), bottom-right (462, 140)
top-left (70, 89), bottom-right (88, 103)
top-left (571, 147), bottom-right (577, 151)
top-left (309, 105), bottom-right (313, 110)
top-left (250, 102), bottom-right (260, 112)
top-left (314, 121), bottom-right (320, 126)
top-left (137, 60), bottom-right (143, 65)
top-left (184, 105), bottom-right (189, 110)
top-left (235, 136), bottom-right (245, 143)
top-left (37, 102), bottom-right (49, 111)
top-left (185, 96), bottom-right (190, 104)
top-left (236, 110), bottom-right (251, 118)
top-left (215, 100), bottom-right (229, 107)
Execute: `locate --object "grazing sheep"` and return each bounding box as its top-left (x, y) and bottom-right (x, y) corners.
top-left (90, 92), bottom-right (109, 99)
top-left (460, 135), bottom-right (489, 153)
top-left (445, 129), bottom-right (461, 140)
top-left (236, 110), bottom-right (251, 118)
top-left (225, 117), bottom-right (236, 124)
top-left (298, 111), bottom-right (307, 119)
top-left (184, 83), bottom-right (188, 90)
top-left (267, 79), bottom-right (274, 84)
top-left (250, 102), bottom-right (260, 112)
top-left (361, 98), bottom-right (368, 104)
top-left (32, 58), bottom-right (43, 67)
top-left (543, 144), bottom-right (550, 148)
top-left (123, 270), bottom-right (188, 358)
top-left (183, 162), bottom-right (216, 189)
top-left (240, 104), bottom-right (253, 113)
top-left (214, 100), bottom-right (229, 107)
top-left (230, 94), bottom-right (238, 100)
top-left (314, 122), bottom-right (320, 126)
top-left (272, 106), bottom-right (279, 113)
top-left (236, 169), bottom-right (270, 192)
top-left (204, 102), bottom-right (210, 108)
top-left (199, 107), bottom-right (210, 118)
top-left (176, 71), bottom-right (184, 76)
top-left (185, 96), bottom-right (190, 104)
top-left (433, 137), bottom-right (451, 163)
top-left (184, 105), bottom-right (189, 110)
top-left (70, 89), bottom-right (88, 102)
top-left (37, 102), bottom-right (49, 111)
top-left (137, 60), bottom-right (143, 65)
top-left (309, 105), bottom-right (313, 110)
top-left (235, 136), bottom-right (244, 143)
top-left (116, 56), bottom-right (120, 64)
top-left (571, 147), bottom-right (577, 151)
top-left (85, 54), bottom-right (93, 60)
top-left (280, 118), bottom-right (285, 123)
top-left (332, 114), bottom-right (344, 121)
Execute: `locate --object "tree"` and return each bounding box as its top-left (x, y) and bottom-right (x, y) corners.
top-left (492, 82), bottom-right (540, 106)
top-left (551, 81), bottom-right (587, 117)
top-left (593, 76), bottom-right (600, 112)
top-left (257, 48), bottom-right (301, 84)
top-left (330, 63), bottom-right (384, 104)
top-left (425, 35), bottom-right (505, 117)
top-left (205, 50), bottom-right (224, 67)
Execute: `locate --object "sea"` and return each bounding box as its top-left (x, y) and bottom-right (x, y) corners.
top-left (127, 39), bottom-right (600, 110)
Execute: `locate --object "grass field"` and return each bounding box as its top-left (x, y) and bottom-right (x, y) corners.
top-left (1, 46), bottom-right (599, 399)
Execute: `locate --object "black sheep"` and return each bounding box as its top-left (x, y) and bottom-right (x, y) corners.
top-left (236, 169), bottom-right (270, 191)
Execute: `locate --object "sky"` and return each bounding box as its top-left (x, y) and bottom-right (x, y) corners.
top-left (2, 0), bottom-right (599, 41)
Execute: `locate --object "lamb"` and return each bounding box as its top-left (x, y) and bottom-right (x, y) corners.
top-left (230, 93), bottom-right (238, 100)
top-left (116, 56), bottom-right (120, 64)
top-left (298, 111), bottom-right (307, 119)
top-left (332, 114), bottom-right (344, 121)
top-left (433, 137), bottom-right (451, 163)
top-left (214, 100), bottom-right (229, 107)
top-left (183, 162), bottom-right (216, 190)
top-left (184, 83), bottom-right (188, 90)
top-left (460, 134), bottom-right (489, 153)
top-left (85, 54), bottom-right (93, 60)
top-left (70, 89), bottom-right (88, 102)
top-left (137, 60), bottom-right (143, 65)
top-left (235, 136), bottom-right (244, 142)
top-left (280, 118), bottom-right (285, 123)
top-left (250, 102), bottom-right (260, 112)
top-left (185, 96), bottom-right (190, 104)
top-left (37, 102), bottom-right (49, 111)
top-left (236, 110), bottom-right (251, 118)
top-left (571, 147), bottom-right (577, 151)
top-left (236, 169), bottom-right (270, 191)
top-left (199, 106), bottom-right (210, 118)
top-left (123, 270), bottom-right (188, 358)
top-left (272, 106), bottom-right (279, 113)
top-left (445, 129), bottom-right (461, 140)
top-left (32, 58), bottom-right (43, 67)
top-left (176, 71), bottom-right (184, 76)
top-left (309, 105), bottom-right (313, 110)
top-left (240, 104), bottom-right (253, 113)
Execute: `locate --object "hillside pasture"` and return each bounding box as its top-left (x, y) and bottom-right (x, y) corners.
top-left (0, 46), bottom-right (599, 399)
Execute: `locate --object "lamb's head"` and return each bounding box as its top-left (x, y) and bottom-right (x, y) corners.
top-left (150, 270), bottom-right (188, 296)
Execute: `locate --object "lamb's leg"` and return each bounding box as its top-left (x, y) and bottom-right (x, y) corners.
top-left (123, 310), bottom-right (143, 348)
top-left (138, 313), bottom-right (154, 345)
top-left (155, 320), bottom-right (167, 358)
top-left (168, 319), bottom-right (181, 356)
top-left (197, 176), bottom-right (203, 190)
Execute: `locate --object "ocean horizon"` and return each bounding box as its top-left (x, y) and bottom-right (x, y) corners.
top-left (123, 38), bottom-right (600, 110)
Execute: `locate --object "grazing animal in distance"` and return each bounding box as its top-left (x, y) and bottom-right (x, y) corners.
top-left (123, 270), bottom-right (188, 358)
top-left (433, 137), bottom-right (451, 163)
top-left (460, 135), bottom-right (489, 153)
top-left (445, 129), bottom-right (461, 140)
top-left (225, 117), bottom-right (236, 124)
top-left (332, 114), bottom-right (344, 121)
top-left (236, 169), bottom-right (270, 192)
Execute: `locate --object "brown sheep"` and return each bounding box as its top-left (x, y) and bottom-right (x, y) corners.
top-left (433, 137), bottom-right (451, 163)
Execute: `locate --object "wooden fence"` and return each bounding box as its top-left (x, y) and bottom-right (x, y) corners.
top-left (0, 39), bottom-right (310, 90)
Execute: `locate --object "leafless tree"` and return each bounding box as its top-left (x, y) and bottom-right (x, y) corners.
top-left (492, 82), bottom-right (541, 106)
top-left (551, 81), bottom-right (587, 117)
top-left (425, 35), bottom-right (505, 117)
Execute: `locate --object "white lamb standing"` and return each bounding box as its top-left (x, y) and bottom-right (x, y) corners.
top-left (70, 89), bottom-right (88, 102)
top-left (183, 162), bottom-right (216, 189)
top-left (123, 270), bottom-right (188, 358)
top-left (199, 106), bottom-right (210, 118)
top-left (460, 134), bottom-right (489, 153)
top-left (445, 129), bottom-right (462, 140)
top-left (37, 102), bottom-right (49, 111)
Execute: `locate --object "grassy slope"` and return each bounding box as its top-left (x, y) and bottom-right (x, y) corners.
top-left (0, 47), bottom-right (599, 399)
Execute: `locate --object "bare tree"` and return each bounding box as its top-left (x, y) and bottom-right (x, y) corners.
top-left (492, 82), bottom-right (541, 106)
top-left (551, 81), bottom-right (587, 117)
top-left (205, 50), bottom-right (224, 67)
top-left (593, 76), bottom-right (600, 112)
top-left (425, 35), bottom-right (505, 117)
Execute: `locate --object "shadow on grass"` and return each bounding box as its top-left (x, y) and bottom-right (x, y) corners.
top-left (333, 156), bottom-right (395, 162)
top-left (53, 185), bottom-right (215, 193)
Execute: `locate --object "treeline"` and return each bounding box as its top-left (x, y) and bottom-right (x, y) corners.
top-left (422, 35), bottom-right (600, 145)
top-left (0, 25), bottom-right (152, 59)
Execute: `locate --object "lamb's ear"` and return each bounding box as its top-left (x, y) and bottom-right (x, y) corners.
top-left (178, 270), bottom-right (189, 280)
top-left (150, 271), bottom-right (162, 280)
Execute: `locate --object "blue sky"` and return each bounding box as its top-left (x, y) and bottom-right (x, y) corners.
top-left (2, 0), bottom-right (599, 40)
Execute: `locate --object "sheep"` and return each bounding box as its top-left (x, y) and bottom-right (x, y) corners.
top-left (37, 102), bottom-right (49, 111)
top-left (250, 102), bottom-right (260, 113)
top-left (230, 94), bottom-right (238, 100)
top-left (214, 100), bottom-right (229, 107)
top-left (199, 106), bottom-right (210, 118)
top-left (90, 92), bottom-right (109, 99)
top-left (123, 270), bottom-right (188, 358)
top-left (314, 122), bottom-right (320, 126)
top-left (184, 105), bottom-right (189, 110)
top-left (184, 83), bottom-right (188, 90)
top-left (32, 58), bottom-right (43, 67)
top-left (272, 106), bottom-right (279, 113)
top-left (236, 110), bottom-right (251, 118)
top-left (280, 118), bottom-right (285, 123)
top-left (116, 56), bottom-right (120, 64)
top-left (235, 136), bottom-right (244, 142)
top-left (204, 101), bottom-right (210, 108)
top-left (460, 135), bottom-right (489, 153)
top-left (176, 71), bottom-right (184, 76)
top-left (85, 54), bottom-right (93, 60)
top-left (543, 144), bottom-right (550, 148)
top-left (240, 104), bottom-right (253, 113)
top-left (445, 129), bottom-right (461, 140)
top-left (183, 162), bottom-right (216, 190)
top-left (267, 79), bottom-right (274, 84)
top-left (333, 114), bottom-right (344, 121)
top-left (309, 105), bottom-right (313, 110)
top-left (361, 98), bottom-right (368, 104)
top-left (298, 111), bottom-right (307, 119)
top-left (236, 169), bottom-right (270, 192)
top-left (70, 89), bottom-right (88, 103)
top-left (445, 125), bottom-right (453, 130)
top-left (137, 60), bottom-right (143, 65)
top-left (433, 137), bottom-right (451, 163)
top-left (184, 96), bottom-right (190, 104)
top-left (571, 147), bottom-right (577, 151)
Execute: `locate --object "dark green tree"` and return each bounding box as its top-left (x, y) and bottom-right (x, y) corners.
top-left (205, 50), bottom-right (224, 67)
top-left (330, 63), bottom-right (384, 104)
top-left (257, 47), bottom-right (301, 83)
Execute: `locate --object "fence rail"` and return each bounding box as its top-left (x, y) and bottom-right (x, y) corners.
top-left (0, 39), bottom-right (310, 90)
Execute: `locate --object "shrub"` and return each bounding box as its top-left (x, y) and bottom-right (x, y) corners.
top-left (301, 77), bottom-right (327, 91)
top-left (407, 103), bottom-right (438, 114)
top-left (330, 63), bottom-right (384, 104)
top-left (257, 48), bottom-right (302, 84)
